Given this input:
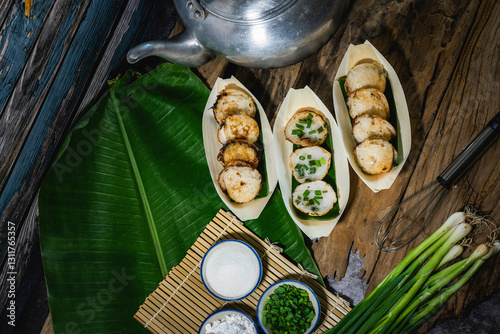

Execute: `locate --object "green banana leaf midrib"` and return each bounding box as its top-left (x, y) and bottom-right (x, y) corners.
top-left (111, 89), bottom-right (167, 277)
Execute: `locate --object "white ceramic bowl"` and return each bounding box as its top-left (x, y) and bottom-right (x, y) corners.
top-left (201, 239), bottom-right (262, 301)
top-left (257, 280), bottom-right (321, 334)
top-left (198, 309), bottom-right (258, 334)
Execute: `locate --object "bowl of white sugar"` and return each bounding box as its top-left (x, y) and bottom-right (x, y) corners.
top-left (199, 309), bottom-right (258, 334)
top-left (201, 239), bottom-right (262, 301)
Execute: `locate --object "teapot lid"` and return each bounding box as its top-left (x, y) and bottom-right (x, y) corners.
top-left (200, 0), bottom-right (296, 22)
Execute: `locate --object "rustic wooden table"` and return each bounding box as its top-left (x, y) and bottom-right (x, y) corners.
top-left (1, 0), bottom-right (498, 333)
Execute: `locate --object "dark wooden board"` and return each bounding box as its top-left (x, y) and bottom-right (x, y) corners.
top-left (193, 0), bottom-right (500, 332)
top-left (0, 0), bottom-right (498, 333)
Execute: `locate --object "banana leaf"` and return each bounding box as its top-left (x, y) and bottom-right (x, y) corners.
top-left (39, 63), bottom-right (323, 333)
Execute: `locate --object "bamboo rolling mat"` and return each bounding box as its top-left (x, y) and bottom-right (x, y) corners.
top-left (134, 209), bottom-right (350, 333)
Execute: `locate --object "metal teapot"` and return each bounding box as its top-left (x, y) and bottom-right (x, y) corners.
top-left (127, 0), bottom-right (350, 68)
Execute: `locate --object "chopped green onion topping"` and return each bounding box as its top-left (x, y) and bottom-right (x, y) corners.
top-left (307, 155), bottom-right (312, 159)
top-left (313, 198), bottom-right (320, 205)
top-left (318, 126), bottom-right (324, 134)
top-left (296, 124), bottom-right (304, 130)
top-left (314, 190), bottom-right (322, 195)
top-left (299, 155), bottom-right (305, 160)
top-left (315, 160), bottom-right (322, 167)
top-left (320, 157), bottom-right (326, 164)
top-left (292, 129), bottom-right (303, 136)
top-left (299, 119), bottom-right (308, 124)
top-left (307, 113), bottom-right (313, 120)
top-left (303, 189), bottom-right (310, 198)
top-left (308, 130), bottom-right (317, 135)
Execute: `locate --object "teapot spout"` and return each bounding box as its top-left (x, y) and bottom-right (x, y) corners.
top-left (126, 31), bottom-right (215, 67)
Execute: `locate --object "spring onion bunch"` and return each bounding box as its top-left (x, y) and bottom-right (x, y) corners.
top-left (325, 210), bottom-right (499, 334)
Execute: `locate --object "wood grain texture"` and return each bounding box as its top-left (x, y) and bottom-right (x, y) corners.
top-left (40, 313), bottom-right (55, 334)
top-left (0, 0), bottom-right (498, 332)
top-left (180, 4), bottom-right (500, 332)
top-left (184, 0), bottom-right (499, 330)
top-left (308, 0), bottom-right (499, 331)
top-left (0, 1), bottom-right (178, 333)
top-left (0, 0), bottom-right (56, 182)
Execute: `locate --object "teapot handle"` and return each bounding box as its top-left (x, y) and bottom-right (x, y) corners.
top-left (126, 30), bottom-right (214, 67)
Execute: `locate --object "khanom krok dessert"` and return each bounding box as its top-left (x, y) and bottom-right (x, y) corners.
top-left (289, 146), bottom-right (331, 183)
top-left (217, 114), bottom-right (259, 144)
top-left (213, 88), bottom-right (256, 124)
top-left (213, 87), bottom-right (263, 204)
top-left (284, 108), bottom-right (337, 216)
top-left (347, 88), bottom-right (390, 120)
top-left (351, 114), bottom-right (396, 144)
top-left (217, 140), bottom-right (261, 169)
top-left (292, 181), bottom-right (337, 216)
top-left (344, 61), bottom-right (386, 95)
top-left (284, 108), bottom-right (329, 147)
top-left (218, 161), bottom-right (263, 204)
top-left (346, 61), bottom-right (397, 175)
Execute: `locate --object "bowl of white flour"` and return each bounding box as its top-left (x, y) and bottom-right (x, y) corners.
top-left (199, 309), bottom-right (258, 334)
top-left (201, 239), bottom-right (262, 301)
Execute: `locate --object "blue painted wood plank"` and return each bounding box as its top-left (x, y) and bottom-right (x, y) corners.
top-left (0, 0), bottom-right (93, 188)
top-left (0, 0), bottom-right (177, 218)
top-left (0, 0), bottom-right (125, 225)
top-left (0, 0), bottom-right (55, 114)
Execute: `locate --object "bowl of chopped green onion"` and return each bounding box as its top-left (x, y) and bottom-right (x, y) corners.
top-left (256, 280), bottom-right (320, 334)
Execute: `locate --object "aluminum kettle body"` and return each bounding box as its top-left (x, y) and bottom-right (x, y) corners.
top-left (127, 0), bottom-right (350, 68)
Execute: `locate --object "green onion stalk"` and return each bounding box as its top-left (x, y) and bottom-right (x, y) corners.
top-left (386, 244), bottom-right (490, 334)
top-left (324, 211), bottom-right (499, 334)
top-left (363, 223), bottom-right (472, 334)
top-left (436, 244), bottom-right (464, 269)
top-left (325, 212), bottom-right (466, 334)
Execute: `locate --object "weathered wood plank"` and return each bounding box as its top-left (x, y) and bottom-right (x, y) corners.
top-left (0, 0), bottom-right (94, 198)
top-left (74, 0), bottom-right (179, 122)
top-left (0, 1), bottom-right (179, 332)
top-left (312, 0), bottom-right (499, 330)
top-left (0, 0), bottom-right (55, 115)
top-left (0, 0), bottom-right (497, 332)
top-left (0, 0), bottom-right (123, 330)
top-left (0, 195), bottom-right (45, 332)
top-left (40, 313), bottom-right (54, 334)
top-left (0, 0), bottom-right (16, 27)
top-left (177, 1), bottom-right (500, 331)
